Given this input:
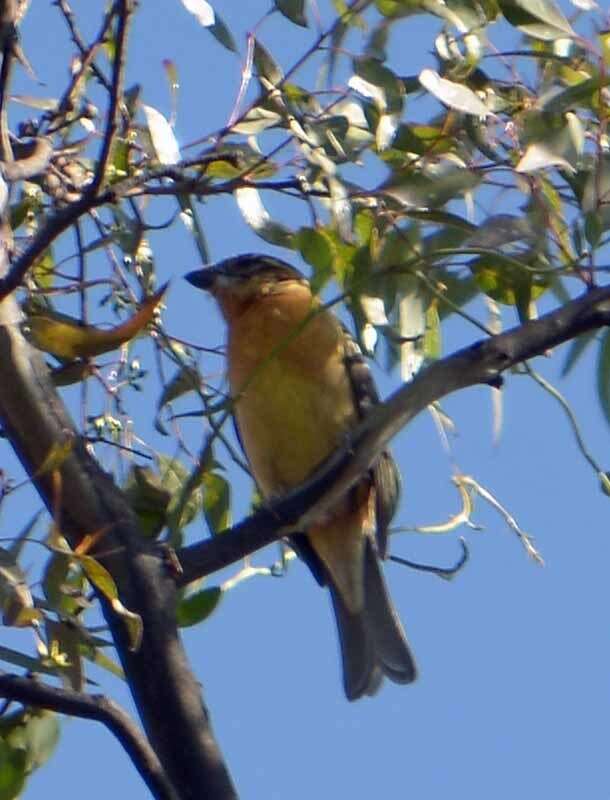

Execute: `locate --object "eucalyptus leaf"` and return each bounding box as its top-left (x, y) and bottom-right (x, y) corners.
top-left (561, 329), bottom-right (598, 377)
top-left (498, 0), bottom-right (574, 40)
top-left (235, 187), bottom-right (294, 246)
top-left (419, 69), bottom-right (492, 117)
top-left (597, 329), bottom-right (610, 426)
top-left (180, 0), bottom-right (215, 26)
top-left (275, 0), bottom-right (307, 26)
top-left (176, 586), bottom-right (223, 627)
top-left (203, 472), bottom-right (231, 535)
top-left (142, 104), bottom-right (180, 165)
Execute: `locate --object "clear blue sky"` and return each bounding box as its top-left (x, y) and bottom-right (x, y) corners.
top-left (6, 2), bottom-right (610, 798)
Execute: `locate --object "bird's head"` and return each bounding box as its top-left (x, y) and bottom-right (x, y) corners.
top-left (185, 254), bottom-right (309, 319)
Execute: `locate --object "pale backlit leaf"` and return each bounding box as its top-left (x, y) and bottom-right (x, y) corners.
top-left (180, 0), bottom-right (215, 26)
top-left (419, 69), bottom-right (492, 117)
top-left (235, 186), bottom-right (293, 246)
top-left (142, 104), bottom-right (181, 165)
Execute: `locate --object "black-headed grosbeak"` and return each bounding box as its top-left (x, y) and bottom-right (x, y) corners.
top-left (185, 254), bottom-right (416, 700)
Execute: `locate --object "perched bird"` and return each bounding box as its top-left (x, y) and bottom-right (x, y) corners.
top-left (185, 254), bottom-right (417, 700)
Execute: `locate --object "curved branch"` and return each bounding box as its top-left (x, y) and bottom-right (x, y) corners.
top-left (0, 671), bottom-right (178, 800)
top-left (2, 137), bottom-right (53, 181)
top-left (176, 284), bottom-right (610, 586)
top-left (0, 240), bottom-right (236, 796)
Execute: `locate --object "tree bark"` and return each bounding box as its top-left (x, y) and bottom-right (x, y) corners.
top-left (0, 233), bottom-right (238, 800)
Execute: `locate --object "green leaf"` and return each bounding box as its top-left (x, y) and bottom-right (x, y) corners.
top-left (424, 303), bottom-right (442, 361)
top-left (582, 156), bottom-right (610, 233)
top-left (176, 586), bottom-right (223, 627)
top-left (296, 227), bottom-right (334, 291)
top-left (208, 12), bottom-right (237, 52)
top-left (155, 364), bottom-right (201, 435)
top-left (498, 0), bottom-right (574, 40)
top-left (380, 160), bottom-right (481, 209)
top-left (42, 553), bottom-right (86, 616)
top-left (203, 472), bottom-right (231, 535)
top-left (466, 214), bottom-right (536, 250)
top-left (162, 59), bottom-right (179, 121)
top-left (10, 189), bottom-right (42, 232)
top-left (79, 555), bottom-right (119, 601)
top-left (253, 39), bottom-right (284, 86)
top-left (0, 548), bottom-right (39, 628)
top-left (31, 249), bottom-right (55, 290)
top-left (540, 75), bottom-right (610, 114)
top-left (9, 512), bottom-right (42, 561)
top-left (561, 330), bottom-right (598, 377)
top-left (0, 739), bottom-right (27, 800)
top-left (469, 252), bottom-right (550, 306)
top-left (584, 211), bottom-right (603, 247)
top-left (80, 556), bottom-right (142, 651)
top-left (160, 455), bottom-right (205, 531)
top-left (350, 57), bottom-right (404, 114)
top-left (202, 143), bottom-right (278, 180)
top-left (387, 123), bottom-right (452, 158)
top-left (81, 647), bottom-right (125, 680)
top-left (21, 711), bottom-right (60, 773)
top-left (597, 329), bottom-right (610, 426)
top-left (177, 194), bottom-right (210, 262)
top-left (516, 112), bottom-right (583, 174)
top-left (275, 0), bottom-right (307, 26)
top-left (45, 619), bottom-right (83, 691)
top-left (109, 138), bottom-right (130, 181)
top-left (231, 105), bottom-right (282, 135)
top-left (0, 646), bottom-right (57, 676)
top-left (0, 708), bottom-right (60, 790)
top-left (124, 466), bottom-right (172, 537)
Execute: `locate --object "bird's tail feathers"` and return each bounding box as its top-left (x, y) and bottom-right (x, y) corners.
top-left (330, 538), bottom-right (417, 701)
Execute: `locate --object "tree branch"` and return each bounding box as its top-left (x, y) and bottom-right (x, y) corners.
top-left (0, 672), bottom-right (178, 800)
top-left (1, 136), bottom-right (53, 181)
top-left (176, 284), bottom-right (610, 586)
top-left (0, 236), bottom-right (236, 797)
top-left (55, 0), bottom-right (113, 93)
top-left (0, 0), bottom-right (133, 301)
top-left (90, 0), bottom-right (133, 194)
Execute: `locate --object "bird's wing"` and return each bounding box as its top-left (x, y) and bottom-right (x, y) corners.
top-left (342, 330), bottom-right (401, 559)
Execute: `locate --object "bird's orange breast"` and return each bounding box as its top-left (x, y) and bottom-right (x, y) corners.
top-left (226, 283), bottom-right (357, 498)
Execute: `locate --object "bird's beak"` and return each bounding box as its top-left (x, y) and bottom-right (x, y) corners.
top-left (184, 268), bottom-right (218, 292)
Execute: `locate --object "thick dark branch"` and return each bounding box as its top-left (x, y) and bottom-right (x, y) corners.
top-left (0, 190), bottom-right (96, 299)
top-left (0, 672), bottom-right (178, 800)
top-left (0, 249), bottom-right (236, 797)
top-left (176, 284), bottom-right (610, 586)
top-left (0, 0), bottom-right (18, 163)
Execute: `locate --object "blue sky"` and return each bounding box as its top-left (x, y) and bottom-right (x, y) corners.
top-left (5, 2), bottom-right (610, 798)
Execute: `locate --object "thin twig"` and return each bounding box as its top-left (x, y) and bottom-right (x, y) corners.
top-left (55, 0), bottom-right (113, 92)
top-left (90, 0), bottom-right (133, 194)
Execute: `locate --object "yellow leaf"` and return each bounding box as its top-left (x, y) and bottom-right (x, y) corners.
top-left (37, 437), bottom-right (75, 476)
top-left (27, 283), bottom-right (168, 359)
top-left (79, 555), bottom-right (143, 651)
